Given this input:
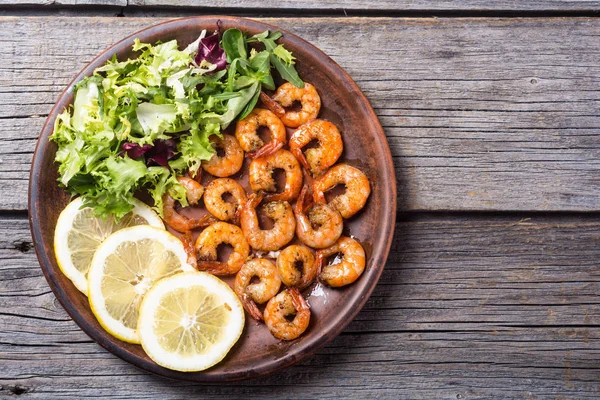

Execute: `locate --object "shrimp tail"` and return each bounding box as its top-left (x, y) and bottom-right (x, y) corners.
top-left (198, 214), bottom-right (219, 226)
top-left (241, 294), bottom-right (264, 322)
top-left (291, 146), bottom-right (311, 173)
top-left (315, 251), bottom-right (325, 280)
top-left (187, 214), bottom-right (219, 230)
top-left (260, 91), bottom-right (285, 117)
top-left (298, 253), bottom-right (320, 289)
top-left (298, 274), bottom-right (314, 291)
top-left (248, 140), bottom-right (284, 159)
top-left (197, 261), bottom-right (232, 276)
top-left (247, 192), bottom-right (265, 210)
top-left (296, 184), bottom-right (314, 214)
top-left (181, 231), bottom-right (198, 269)
top-left (288, 287), bottom-right (309, 312)
top-left (263, 188), bottom-right (293, 202)
top-left (312, 184), bottom-right (327, 205)
top-left (232, 206), bottom-right (241, 226)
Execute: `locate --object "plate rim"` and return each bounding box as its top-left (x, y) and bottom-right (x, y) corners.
top-left (28, 16), bottom-right (397, 382)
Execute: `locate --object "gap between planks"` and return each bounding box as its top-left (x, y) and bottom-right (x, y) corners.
top-left (1, 7), bottom-right (600, 19)
top-left (2, 0), bottom-right (600, 18)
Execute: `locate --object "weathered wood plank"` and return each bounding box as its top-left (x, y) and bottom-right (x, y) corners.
top-left (1, 17), bottom-right (600, 213)
top-left (7, 0), bottom-right (598, 12)
top-left (0, 0), bottom-right (125, 6)
top-left (1, 331), bottom-right (599, 399)
top-left (1, 215), bottom-right (600, 397)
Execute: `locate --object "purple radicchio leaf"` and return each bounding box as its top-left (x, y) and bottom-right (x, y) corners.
top-left (120, 139), bottom-right (178, 168)
top-left (121, 142), bottom-right (152, 160)
top-left (194, 29), bottom-right (227, 71)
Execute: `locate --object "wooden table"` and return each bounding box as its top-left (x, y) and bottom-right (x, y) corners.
top-left (1, 2), bottom-right (600, 398)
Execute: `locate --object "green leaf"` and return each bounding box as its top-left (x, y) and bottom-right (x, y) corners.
top-left (219, 81), bottom-right (260, 128)
top-left (234, 75), bottom-right (258, 90)
top-left (260, 74), bottom-right (275, 91)
top-left (246, 30), bottom-right (269, 43)
top-left (222, 29), bottom-right (247, 62)
top-left (72, 80), bottom-right (100, 131)
top-left (273, 44), bottom-right (296, 66)
top-left (270, 53), bottom-right (304, 88)
top-left (227, 58), bottom-right (239, 92)
top-left (236, 58), bottom-right (252, 76)
top-left (250, 50), bottom-right (270, 72)
top-left (104, 156), bottom-right (147, 196)
top-left (238, 84), bottom-right (261, 120)
top-left (146, 166), bottom-right (187, 217)
top-left (135, 102), bottom-right (178, 139)
top-left (211, 92), bottom-right (242, 101)
top-left (178, 120), bottom-right (219, 176)
top-left (167, 157), bottom-right (187, 173)
top-left (268, 31), bottom-right (283, 41)
top-left (254, 36), bottom-right (304, 88)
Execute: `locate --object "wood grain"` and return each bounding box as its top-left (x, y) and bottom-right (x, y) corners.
top-left (3, 0), bottom-right (600, 11)
top-left (0, 0), bottom-right (126, 6)
top-left (130, 0), bottom-right (600, 11)
top-left (2, 215), bottom-right (600, 397)
top-left (1, 17), bottom-right (600, 212)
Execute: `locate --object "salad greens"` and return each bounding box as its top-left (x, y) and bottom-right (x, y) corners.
top-left (51, 27), bottom-right (303, 219)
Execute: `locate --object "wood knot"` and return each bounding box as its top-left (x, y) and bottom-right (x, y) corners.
top-left (530, 78), bottom-right (539, 85)
top-left (13, 241), bottom-right (31, 253)
top-left (3, 384), bottom-right (30, 395)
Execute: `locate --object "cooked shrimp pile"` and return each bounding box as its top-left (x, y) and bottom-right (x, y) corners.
top-left (162, 82), bottom-right (371, 341)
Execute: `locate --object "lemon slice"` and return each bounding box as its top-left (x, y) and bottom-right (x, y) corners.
top-left (54, 197), bottom-right (164, 294)
top-left (88, 226), bottom-right (194, 344)
top-left (138, 271), bottom-right (245, 372)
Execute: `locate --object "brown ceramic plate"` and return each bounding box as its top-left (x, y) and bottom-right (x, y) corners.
top-left (29, 16), bottom-right (396, 382)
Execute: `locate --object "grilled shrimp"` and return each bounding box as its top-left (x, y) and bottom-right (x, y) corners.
top-left (234, 258), bottom-right (281, 321)
top-left (264, 288), bottom-right (311, 340)
top-left (194, 222), bottom-right (250, 275)
top-left (262, 82), bottom-right (321, 128)
top-left (162, 176), bottom-right (214, 233)
top-left (235, 108), bottom-right (286, 159)
top-left (289, 119), bottom-right (343, 176)
top-left (313, 163), bottom-right (371, 219)
top-left (202, 134), bottom-right (244, 177)
top-left (204, 178), bottom-right (247, 225)
top-left (276, 244), bottom-right (317, 289)
top-left (249, 149), bottom-right (302, 202)
top-left (317, 236), bottom-right (366, 287)
top-left (177, 176), bottom-right (204, 205)
top-left (240, 192), bottom-right (296, 251)
top-left (294, 185), bottom-right (343, 249)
